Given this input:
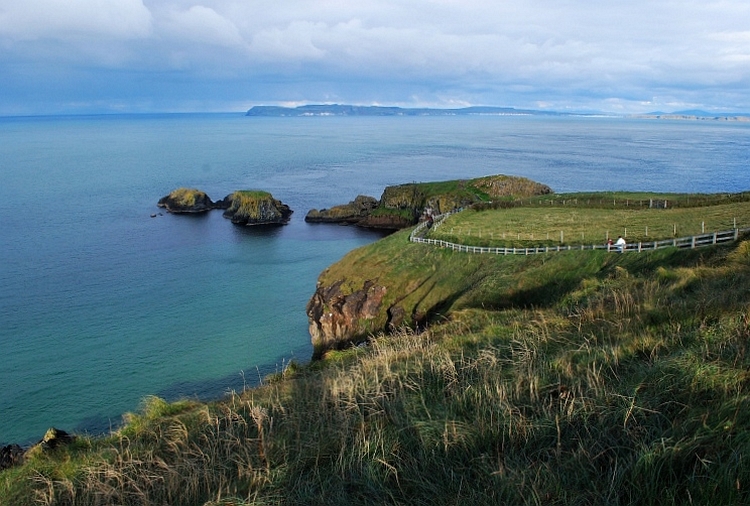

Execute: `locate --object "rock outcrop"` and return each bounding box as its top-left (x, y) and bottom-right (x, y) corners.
top-left (0, 428), bottom-right (77, 472)
top-left (0, 444), bottom-right (24, 471)
top-left (222, 190), bottom-right (293, 226)
top-left (305, 195), bottom-right (379, 224)
top-left (307, 280), bottom-right (388, 358)
top-left (157, 188), bottom-right (219, 213)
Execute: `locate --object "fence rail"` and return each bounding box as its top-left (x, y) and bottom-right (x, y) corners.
top-left (409, 213), bottom-right (750, 256)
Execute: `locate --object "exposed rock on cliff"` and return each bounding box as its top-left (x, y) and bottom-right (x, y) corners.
top-left (307, 279), bottom-right (388, 358)
top-left (222, 190), bottom-right (293, 226)
top-left (306, 227), bottom-right (476, 358)
top-left (157, 188), bottom-right (217, 213)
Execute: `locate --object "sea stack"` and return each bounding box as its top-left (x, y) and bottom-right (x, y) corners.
top-left (222, 190), bottom-right (293, 225)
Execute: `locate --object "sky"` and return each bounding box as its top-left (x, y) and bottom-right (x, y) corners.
top-left (1, 0), bottom-right (749, 115)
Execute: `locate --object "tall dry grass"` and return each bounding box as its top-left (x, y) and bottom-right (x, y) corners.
top-left (4, 242), bottom-right (750, 505)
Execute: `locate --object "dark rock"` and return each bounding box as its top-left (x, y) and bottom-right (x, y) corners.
top-left (38, 428), bottom-right (74, 450)
top-left (212, 194), bottom-right (233, 210)
top-left (305, 195), bottom-right (379, 224)
top-left (0, 444), bottom-right (24, 471)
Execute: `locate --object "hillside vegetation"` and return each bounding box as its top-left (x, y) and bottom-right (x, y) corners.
top-left (3, 199), bottom-right (750, 505)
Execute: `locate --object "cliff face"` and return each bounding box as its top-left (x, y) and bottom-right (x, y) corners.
top-left (307, 280), bottom-right (388, 358)
top-left (222, 191), bottom-right (293, 225)
top-left (306, 228), bottom-right (477, 358)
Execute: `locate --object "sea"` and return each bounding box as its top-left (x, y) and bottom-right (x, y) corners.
top-left (1, 113), bottom-right (749, 446)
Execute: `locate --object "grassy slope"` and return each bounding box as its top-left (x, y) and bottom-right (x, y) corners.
top-left (3, 208), bottom-right (750, 505)
top-left (431, 196), bottom-right (750, 247)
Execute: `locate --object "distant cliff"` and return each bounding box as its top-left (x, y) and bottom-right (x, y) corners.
top-left (246, 104), bottom-right (574, 117)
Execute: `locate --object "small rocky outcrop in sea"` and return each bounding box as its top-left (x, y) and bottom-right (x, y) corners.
top-left (157, 188), bottom-right (230, 213)
top-left (222, 190), bottom-right (293, 226)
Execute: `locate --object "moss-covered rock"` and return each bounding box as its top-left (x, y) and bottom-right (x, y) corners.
top-left (222, 190), bottom-right (293, 225)
top-left (157, 188), bottom-right (216, 213)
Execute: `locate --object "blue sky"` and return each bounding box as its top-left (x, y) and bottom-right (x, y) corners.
top-left (1, 0), bottom-right (749, 115)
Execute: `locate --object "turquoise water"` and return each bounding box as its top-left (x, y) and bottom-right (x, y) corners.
top-left (2, 114), bottom-right (749, 445)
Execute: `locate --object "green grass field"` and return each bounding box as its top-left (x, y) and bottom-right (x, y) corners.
top-left (429, 198), bottom-right (750, 248)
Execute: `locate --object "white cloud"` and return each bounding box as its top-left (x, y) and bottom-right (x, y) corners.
top-left (250, 21), bottom-right (328, 61)
top-left (160, 5), bottom-right (246, 49)
top-left (0, 0), bottom-right (153, 40)
top-left (1, 0), bottom-right (750, 113)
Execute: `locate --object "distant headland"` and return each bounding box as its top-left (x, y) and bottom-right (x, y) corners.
top-left (245, 104), bottom-right (750, 121)
top-left (245, 104), bottom-right (582, 117)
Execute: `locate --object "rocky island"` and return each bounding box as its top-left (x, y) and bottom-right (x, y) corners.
top-left (222, 190), bottom-right (293, 226)
top-left (157, 188), bottom-right (292, 225)
top-left (157, 187), bottom-right (230, 213)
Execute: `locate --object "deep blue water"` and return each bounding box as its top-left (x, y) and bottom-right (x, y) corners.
top-left (1, 113), bottom-right (749, 445)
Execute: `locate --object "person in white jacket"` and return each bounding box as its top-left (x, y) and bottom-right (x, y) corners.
top-left (615, 235), bottom-right (626, 253)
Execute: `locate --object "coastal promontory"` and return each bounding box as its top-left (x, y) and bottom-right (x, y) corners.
top-left (305, 174), bottom-right (552, 230)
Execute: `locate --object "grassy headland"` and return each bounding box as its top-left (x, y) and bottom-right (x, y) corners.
top-left (3, 195), bottom-right (750, 505)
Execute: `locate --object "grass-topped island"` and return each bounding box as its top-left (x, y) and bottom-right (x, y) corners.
top-left (2, 182), bottom-right (750, 505)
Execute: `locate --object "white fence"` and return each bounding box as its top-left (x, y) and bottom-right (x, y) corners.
top-left (409, 214), bottom-right (749, 255)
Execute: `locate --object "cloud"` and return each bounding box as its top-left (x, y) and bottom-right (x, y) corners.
top-left (1, 0), bottom-right (749, 114)
top-left (0, 0), bottom-right (153, 41)
top-left (160, 5), bottom-right (246, 49)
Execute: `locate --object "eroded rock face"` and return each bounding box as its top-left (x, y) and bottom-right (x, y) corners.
top-left (307, 280), bottom-right (387, 358)
top-left (222, 190), bottom-right (293, 225)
